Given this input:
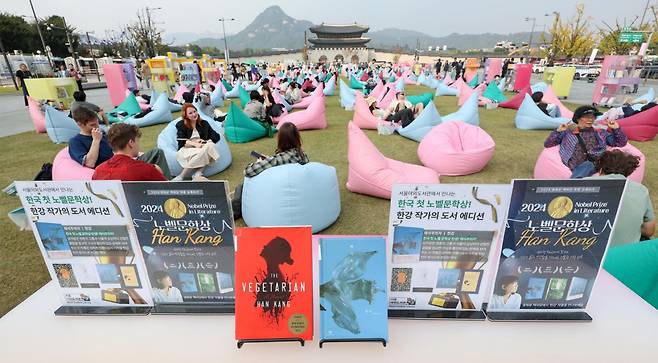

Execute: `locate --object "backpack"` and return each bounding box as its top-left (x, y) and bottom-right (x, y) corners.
top-left (35, 163), bottom-right (53, 181)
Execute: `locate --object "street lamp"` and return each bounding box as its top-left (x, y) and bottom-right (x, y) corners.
top-left (525, 17), bottom-right (537, 56)
top-left (218, 18), bottom-right (235, 65)
top-left (47, 16), bottom-right (79, 71)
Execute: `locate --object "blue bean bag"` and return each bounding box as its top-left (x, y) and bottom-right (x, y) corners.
top-left (241, 162), bottom-right (341, 233)
top-left (397, 102), bottom-right (442, 142)
top-left (394, 78), bottom-right (405, 92)
top-left (417, 73), bottom-right (428, 85)
top-left (150, 91), bottom-right (181, 112)
top-left (531, 82), bottom-right (548, 94)
top-left (515, 93), bottom-right (570, 130)
top-left (192, 98), bottom-right (215, 122)
top-left (604, 238), bottom-right (658, 309)
top-left (45, 105), bottom-right (79, 144)
top-left (436, 80), bottom-right (458, 96)
top-left (123, 93), bottom-right (173, 127)
top-left (323, 75), bottom-right (336, 96)
top-left (634, 88), bottom-right (655, 103)
top-left (242, 82), bottom-right (259, 92)
top-left (498, 77), bottom-right (506, 92)
top-left (279, 94), bottom-right (293, 112)
top-left (340, 78), bottom-right (357, 109)
top-left (156, 118), bottom-right (232, 177)
top-left (442, 92), bottom-right (480, 126)
top-left (225, 84), bottom-right (240, 98)
top-left (210, 84), bottom-right (225, 107)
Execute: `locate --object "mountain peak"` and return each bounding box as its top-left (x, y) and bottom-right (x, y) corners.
top-left (261, 5), bottom-right (285, 16)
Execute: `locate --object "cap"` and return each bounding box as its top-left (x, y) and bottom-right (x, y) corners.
top-left (572, 105), bottom-right (602, 122)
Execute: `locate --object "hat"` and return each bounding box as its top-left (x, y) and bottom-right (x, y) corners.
top-left (572, 105), bottom-right (602, 122)
top-left (365, 97), bottom-right (377, 106)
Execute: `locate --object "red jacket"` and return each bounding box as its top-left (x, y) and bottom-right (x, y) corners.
top-left (92, 154), bottom-right (167, 181)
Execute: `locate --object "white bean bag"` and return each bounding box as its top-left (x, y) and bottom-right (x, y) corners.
top-left (210, 83), bottom-right (225, 107)
top-left (340, 78), bottom-right (357, 109)
top-left (323, 75), bottom-right (336, 96)
top-left (397, 102), bottom-right (442, 142)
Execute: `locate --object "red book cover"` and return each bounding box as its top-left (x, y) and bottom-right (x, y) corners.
top-left (234, 226), bottom-right (313, 341)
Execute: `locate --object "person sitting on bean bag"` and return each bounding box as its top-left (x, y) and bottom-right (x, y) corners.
top-left (532, 91), bottom-right (561, 118)
top-left (383, 92), bottom-right (424, 128)
top-left (172, 103), bottom-right (221, 181)
top-left (285, 82), bottom-right (302, 104)
top-left (544, 105), bottom-right (627, 178)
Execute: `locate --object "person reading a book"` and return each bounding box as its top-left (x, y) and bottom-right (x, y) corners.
top-left (588, 150), bottom-right (655, 246)
top-left (489, 275), bottom-right (521, 310)
top-left (543, 105), bottom-right (628, 179)
top-left (173, 103), bottom-right (221, 181)
top-left (383, 92), bottom-right (424, 128)
top-left (92, 123), bottom-right (169, 181)
top-left (152, 270), bottom-right (183, 304)
top-left (69, 107), bottom-right (170, 173)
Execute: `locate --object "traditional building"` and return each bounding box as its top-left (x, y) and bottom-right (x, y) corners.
top-left (307, 23), bottom-right (375, 64)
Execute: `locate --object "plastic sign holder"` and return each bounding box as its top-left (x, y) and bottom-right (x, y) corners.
top-left (237, 338), bottom-right (305, 349)
top-left (319, 338), bottom-right (387, 348)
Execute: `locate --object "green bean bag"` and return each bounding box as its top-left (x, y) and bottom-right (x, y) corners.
top-left (482, 81), bottom-right (508, 103)
top-left (107, 94), bottom-right (142, 123)
top-left (239, 85), bottom-right (250, 109)
top-left (224, 102), bottom-right (276, 143)
top-left (222, 79), bottom-right (233, 92)
top-left (350, 75), bottom-right (365, 89)
top-left (468, 75), bottom-right (479, 88)
top-left (389, 75), bottom-right (396, 83)
top-left (324, 73), bottom-right (333, 83)
top-left (604, 239), bottom-right (658, 309)
top-left (407, 92), bottom-right (434, 107)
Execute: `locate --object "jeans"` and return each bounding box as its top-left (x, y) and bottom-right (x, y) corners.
top-left (570, 161), bottom-right (596, 179)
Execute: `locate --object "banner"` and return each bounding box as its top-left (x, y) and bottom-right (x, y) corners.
top-left (180, 62), bottom-right (200, 89)
top-left (122, 181), bottom-right (235, 306)
top-left (487, 179), bottom-right (625, 311)
top-left (17, 181), bottom-right (153, 308)
top-left (235, 226), bottom-right (313, 342)
top-left (387, 184), bottom-right (511, 313)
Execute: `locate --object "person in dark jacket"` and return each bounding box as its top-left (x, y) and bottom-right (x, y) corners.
top-left (16, 63), bottom-right (32, 107)
top-left (173, 103), bottom-right (221, 181)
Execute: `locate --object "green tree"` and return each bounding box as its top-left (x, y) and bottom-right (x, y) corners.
top-left (542, 4), bottom-right (596, 60)
top-left (40, 15), bottom-right (79, 58)
top-left (0, 13), bottom-right (37, 53)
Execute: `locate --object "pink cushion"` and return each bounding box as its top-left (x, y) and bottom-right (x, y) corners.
top-left (617, 105), bottom-right (658, 141)
top-left (346, 122), bottom-right (439, 199)
top-left (173, 85), bottom-right (190, 102)
top-left (533, 144), bottom-right (645, 182)
top-left (541, 86), bottom-right (573, 119)
top-left (52, 147), bottom-right (95, 181)
top-left (292, 83), bottom-right (324, 109)
top-left (103, 64), bottom-right (129, 107)
top-left (277, 96), bottom-right (326, 130)
top-left (27, 96), bottom-right (46, 133)
top-left (443, 74), bottom-right (454, 85)
top-left (353, 92), bottom-right (381, 130)
top-left (370, 81), bottom-right (385, 99)
top-left (377, 84), bottom-right (396, 109)
top-left (499, 84), bottom-right (531, 109)
top-left (458, 83), bottom-right (487, 106)
top-left (418, 121), bottom-right (495, 176)
top-left (271, 77), bottom-right (280, 88)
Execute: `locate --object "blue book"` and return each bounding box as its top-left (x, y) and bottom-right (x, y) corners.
top-left (319, 237), bottom-right (388, 342)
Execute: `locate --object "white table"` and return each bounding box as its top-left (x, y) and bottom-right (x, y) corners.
top-left (1, 271), bottom-right (656, 363)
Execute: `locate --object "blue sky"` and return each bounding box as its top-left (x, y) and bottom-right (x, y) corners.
top-left (2, 0), bottom-right (652, 37)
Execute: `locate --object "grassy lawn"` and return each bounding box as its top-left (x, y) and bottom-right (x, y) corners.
top-left (1, 82), bottom-right (656, 317)
top-left (0, 86), bottom-right (21, 95)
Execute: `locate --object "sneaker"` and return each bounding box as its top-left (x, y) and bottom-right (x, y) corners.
top-left (192, 174), bottom-right (209, 181)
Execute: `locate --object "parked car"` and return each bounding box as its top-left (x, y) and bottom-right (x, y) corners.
top-left (532, 64), bottom-right (545, 73)
top-left (569, 64), bottom-right (600, 80)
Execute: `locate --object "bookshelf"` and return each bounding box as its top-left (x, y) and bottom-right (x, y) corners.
top-left (592, 56), bottom-right (642, 107)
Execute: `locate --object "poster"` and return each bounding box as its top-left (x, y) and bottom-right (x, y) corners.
top-left (319, 237), bottom-right (388, 342)
top-left (180, 62), bottom-right (200, 89)
top-left (122, 181), bottom-right (235, 306)
top-left (234, 227), bottom-right (313, 341)
top-left (387, 184), bottom-right (511, 312)
top-left (16, 181), bottom-right (153, 307)
top-left (487, 179), bottom-right (625, 311)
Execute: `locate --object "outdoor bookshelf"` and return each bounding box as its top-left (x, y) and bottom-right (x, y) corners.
top-left (592, 55), bottom-right (642, 107)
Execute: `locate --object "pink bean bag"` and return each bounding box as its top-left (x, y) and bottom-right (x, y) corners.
top-left (346, 122), bottom-right (439, 199)
top-left (541, 86), bottom-right (573, 119)
top-left (370, 81), bottom-right (385, 99)
top-left (103, 64), bottom-right (129, 107)
top-left (443, 74), bottom-right (454, 85)
top-left (276, 96), bottom-right (326, 130)
top-left (353, 92), bottom-right (381, 130)
top-left (52, 147), bottom-right (95, 181)
top-left (292, 83), bottom-right (324, 109)
top-left (458, 83), bottom-right (486, 106)
top-left (533, 144), bottom-right (645, 182)
top-left (271, 77), bottom-right (280, 88)
top-left (173, 84), bottom-right (190, 102)
top-left (616, 105), bottom-right (658, 141)
top-left (499, 84), bottom-right (531, 109)
top-left (418, 121), bottom-right (495, 176)
top-left (27, 96), bottom-right (46, 133)
top-left (377, 84), bottom-right (397, 109)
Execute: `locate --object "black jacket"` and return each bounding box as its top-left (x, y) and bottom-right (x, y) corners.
top-left (176, 119), bottom-right (221, 150)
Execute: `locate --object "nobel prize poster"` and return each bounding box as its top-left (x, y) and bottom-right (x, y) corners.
top-left (234, 226), bottom-right (313, 341)
top-left (387, 184), bottom-right (511, 312)
top-left (487, 179), bottom-right (625, 311)
top-left (16, 181), bottom-right (153, 307)
top-left (122, 181), bottom-right (235, 306)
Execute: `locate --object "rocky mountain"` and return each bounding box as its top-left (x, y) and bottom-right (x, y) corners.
top-left (186, 6), bottom-right (542, 51)
top-left (192, 6), bottom-right (313, 50)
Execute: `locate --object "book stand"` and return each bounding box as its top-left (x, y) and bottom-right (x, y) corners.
top-left (150, 303), bottom-right (234, 315)
top-left (482, 304), bottom-right (592, 322)
top-left (388, 309), bottom-right (486, 320)
top-left (54, 306), bottom-right (151, 316)
top-left (319, 338), bottom-right (387, 348)
top-left (237, 338), bottom-right (305, 349)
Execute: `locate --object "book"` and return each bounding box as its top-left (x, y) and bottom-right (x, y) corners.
top-left (319, 237), bottom-right (388, 342)
top-left (234, 226), bottom-right (313, 341)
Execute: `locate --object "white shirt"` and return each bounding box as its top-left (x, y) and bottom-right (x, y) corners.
top-left (152, 287), bottom-right (183, 303)
top-left (488, 293), bottom-right (522, 310)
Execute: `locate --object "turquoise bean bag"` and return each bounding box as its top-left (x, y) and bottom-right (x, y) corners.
top-left (468, 75), bottom-right (479, 88)
top-left (350, 75), bottom-right (365, 89)
top-left (239, 85), bottom-right (251, 108)
top-left (515, 94), bottom-right (570, 130)
top-left (156, 117), bottom-right (232, 177)
top-left (107, 94), bottom-right (141, 123)
top-left (45, 105), bottom-right (79, 144)
top-left (242, 162), bottom-right (341, 233)
top-left (531, 82), bottom-right (548, 94)
top-left (407, 92), bottom-right (433, 107)
top-left (482, 81), bottom-right (508, 103)
top-left (604, 238), bottom-right (658, 309)
top-left (397, 102), bottom-right (442, 142)
top-left (224, 102), bottom-right (276, 143)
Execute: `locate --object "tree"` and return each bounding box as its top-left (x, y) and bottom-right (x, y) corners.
top-left (542, 4), bottom-right (596, 61)
top-left (598, 6), bottom-right (658, 56)
top-left (0, 13), bottom-right (37, 53)
top-left (40, 15), bottom-right (79, 58)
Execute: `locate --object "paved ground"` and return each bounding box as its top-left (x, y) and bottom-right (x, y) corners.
top-left (530, 74), bottom-right (657, 105)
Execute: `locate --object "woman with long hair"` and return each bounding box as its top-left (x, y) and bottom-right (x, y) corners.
top-left (173, 103), bottom-right (221, 181)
